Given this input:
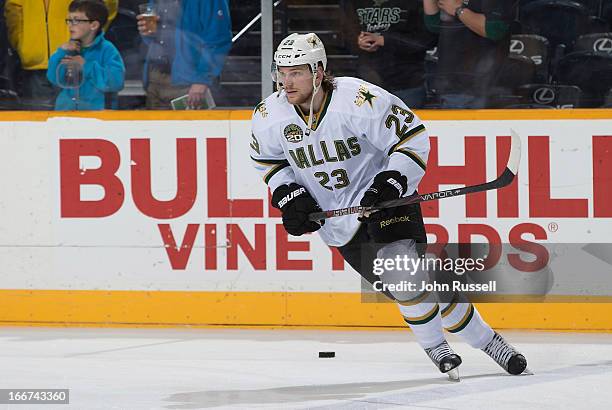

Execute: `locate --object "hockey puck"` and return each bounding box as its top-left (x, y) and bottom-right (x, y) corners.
top-left (318, 351), bottom-right (335, 358)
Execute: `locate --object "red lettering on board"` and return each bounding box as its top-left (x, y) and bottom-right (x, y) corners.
top-left (204, 224), bottom-right (217, 270)
top-left (529, 136), bottom-right (588, 217)
top-left (158, 223), bottom-right (199, 270)
top-left (330, 246), bottom-right (345, 271)
top-left (60, 139), bottom-right (124, 217)
top-left (508, 223), bottom-right (549, 272)
top-left (226, 224), bottom-right (266, 270)
top-left (131, 138), bottom-right (197, 219)
top-left (421, 136), bottom-right (487, 218)
top-left (276, 225), bottom-right (312, 270)
top-left (593, 136), bottom-right (612, 217)
top-left (458, 223), bottom-right (502, 270)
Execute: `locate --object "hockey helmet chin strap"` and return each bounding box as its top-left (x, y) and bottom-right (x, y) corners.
top-left (305, 70), bottom-right (321, 136)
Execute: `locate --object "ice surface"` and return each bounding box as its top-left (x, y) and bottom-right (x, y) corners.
top-left (1, 327), bottom-right (611, 409)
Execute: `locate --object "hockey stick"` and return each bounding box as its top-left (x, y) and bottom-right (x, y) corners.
top-left (308, 129), bottom-right (522, 222)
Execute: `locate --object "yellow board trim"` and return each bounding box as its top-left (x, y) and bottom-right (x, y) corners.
top-left (418, 109), bottom-right (612, 120)
top-left (0, 109), bottom-right (611, 122)
top-left (1, 290), bottom-right (612, 331)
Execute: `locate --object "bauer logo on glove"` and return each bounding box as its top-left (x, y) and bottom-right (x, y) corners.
top-left (272, 183), bottom-right (325, 236)
top-left (276, 186), bottom-right (306, 208)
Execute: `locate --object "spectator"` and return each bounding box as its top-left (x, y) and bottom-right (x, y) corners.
top-left (423, 0), bottom-right (511, 108)
top-left (46, 0), bottom-right (124, 110)
top-left (4, 0), bottom-right (117, 110)
top-left (343, 0), bottom-right (436, 108)
top-left (137, 0), bottom-right (232, 109)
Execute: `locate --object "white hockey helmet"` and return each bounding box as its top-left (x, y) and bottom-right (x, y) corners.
top-left (272, 33), bottom-right (327, 82)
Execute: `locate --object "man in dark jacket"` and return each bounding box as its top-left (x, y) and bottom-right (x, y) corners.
top-left (343, 0), bottom-right (436, 108)
top-left (423, 0), bottom-right (512, 108)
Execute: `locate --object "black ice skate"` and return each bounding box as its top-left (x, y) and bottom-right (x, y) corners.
top-left (482, 332), bottom-right (530, 375)
top-left (425, 340), bottom-right (462, 381)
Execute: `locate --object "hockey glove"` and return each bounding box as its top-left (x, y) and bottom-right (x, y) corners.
top-left (359, 170), bottom-right (408, 222)
top-left (272, 183), bottom-right (324, 236)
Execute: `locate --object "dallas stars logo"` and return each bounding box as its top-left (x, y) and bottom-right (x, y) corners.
top-left (355, 85), bottom-right (377, 108)
top-left (307, 35), bottom-right (319, 48)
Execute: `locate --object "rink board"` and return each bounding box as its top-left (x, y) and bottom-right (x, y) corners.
top-left (0, 109), bottom-right (611, 330)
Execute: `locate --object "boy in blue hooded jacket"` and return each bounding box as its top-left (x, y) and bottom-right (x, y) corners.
top-left (48, 0), bottom-right (124, 110)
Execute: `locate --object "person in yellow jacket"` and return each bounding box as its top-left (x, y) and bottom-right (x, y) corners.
top-left (4, 0), bottom-right (117, 109)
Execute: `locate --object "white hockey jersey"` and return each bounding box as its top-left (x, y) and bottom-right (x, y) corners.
top-left (250, 77), bottom-right (430, 247)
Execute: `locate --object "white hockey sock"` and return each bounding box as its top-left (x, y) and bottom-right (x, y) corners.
top-left (377, 239), bottom-right (448, 350)
top-left (397, 293), bottom-right (446, 350)
top-left (439, 296), bottom-right (494, 349)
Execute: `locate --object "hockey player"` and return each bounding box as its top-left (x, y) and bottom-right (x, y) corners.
top-left (250, 32), bottom-right (527, 379)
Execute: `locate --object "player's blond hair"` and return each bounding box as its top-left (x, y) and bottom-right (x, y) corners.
top-left (321, 69), bottom-right (337, 93)
top-left (316, 60), bottom-right (336, 93)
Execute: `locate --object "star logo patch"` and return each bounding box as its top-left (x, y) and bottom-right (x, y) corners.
top-left (355, 85), bottom-right (377, 108)
top-left (307, 35), bottom-right (319, 48)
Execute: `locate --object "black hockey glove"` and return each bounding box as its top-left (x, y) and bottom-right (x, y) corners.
top-left (272, 183), bottom-right (324, 236)
top-left (359, 170), bottom-right (408, 222)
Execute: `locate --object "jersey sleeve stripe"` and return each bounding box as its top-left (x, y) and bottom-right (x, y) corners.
top-left (250, 156), bottom-right (290, 166)
top-left (264, 163), bottom-right (291, 184)
top-left (395, 148), bottom-right (427, 171)
top-left (387, 124), bottom-right (426, 155)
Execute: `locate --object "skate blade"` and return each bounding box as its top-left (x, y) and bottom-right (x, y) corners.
top-left (447, 368), bottom-right (460, 382)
